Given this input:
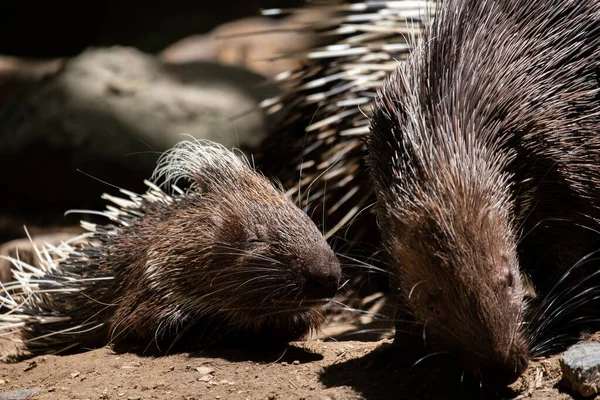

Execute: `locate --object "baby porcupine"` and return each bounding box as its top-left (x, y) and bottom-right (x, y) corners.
top-left (0, 139), bottom-right (341, 358)
top-left (367, 0), bottom-right (600, 387)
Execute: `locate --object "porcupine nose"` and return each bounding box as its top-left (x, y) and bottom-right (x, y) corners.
top-left (302, 251), bottom-right (341, 301)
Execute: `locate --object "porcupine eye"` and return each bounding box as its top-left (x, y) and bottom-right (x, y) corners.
top-left (427, 297), bottom-right (440, 315)
top-left (248, 238), bottom-right (266, 244)
top-left (246, 237), bottom-right (267, 249)
top-left (506, 270), bottom-right (514, 288)
top-left (501, 266), bottom-right (515, 291)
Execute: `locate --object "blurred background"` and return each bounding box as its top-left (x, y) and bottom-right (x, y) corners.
top-left (0, 2), bottom-right (305, 57)
top-left (0, 1), bottom-right (309, 247)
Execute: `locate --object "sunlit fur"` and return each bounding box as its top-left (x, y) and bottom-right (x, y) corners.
top-left (0, 139), bottom-right (341, 358)
top-left (367, 0), bottom-right (600, 387)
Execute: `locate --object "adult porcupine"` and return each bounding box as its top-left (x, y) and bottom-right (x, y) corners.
top-left (257, 1), bottom-right (435, 246)
top-left (367, 0), bottom-right (600, 386)
top-left (0, 139), bottom-right (341, 358)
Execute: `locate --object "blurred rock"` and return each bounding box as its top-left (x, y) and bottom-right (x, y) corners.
top-left (160, 11), bottom-right (326, 78)
top-left (0, 46), bottom-right (281, 239)
top-left (0, 56), bottom-right (64, 108)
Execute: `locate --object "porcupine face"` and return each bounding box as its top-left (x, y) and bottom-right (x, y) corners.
top-left (208, 170), bottom-right (341, 311)
top-left (145, 140), bottom-right (341, 340)
top-left (366, 69), bottom-right (530, 385)
top-left (386, 209), bottom-right (529, 386)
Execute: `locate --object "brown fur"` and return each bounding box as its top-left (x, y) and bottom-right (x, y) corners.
top-left (367, 0), bottom-right (600, 386)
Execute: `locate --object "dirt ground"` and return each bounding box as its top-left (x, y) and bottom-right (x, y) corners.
top-left (0, 315), bottom-right (592, 400)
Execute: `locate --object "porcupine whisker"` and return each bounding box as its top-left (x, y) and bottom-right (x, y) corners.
top-left (337, 278), bottom-right (351, 292)
top-left (408, 351), bottom-right (451, 373)
top-left (187, 280), bottom-right (290, 303)
top-left (528, 250), bottom-right (600, 322)
top-left (528, 288), bottom-right (600, 349)
top-left (532, 317), bottom-right (600, 354)
top-left (515, 217), bottom-right (575, 246)
top-left (245, 285), bottom-right (300, 304)
top-left (248, 307), bottom-right (327, 320)
top-left (320, 304), bottom-right (391, 321)
top-left (531, 256), bottom-right (600, 316)
top-left (341, 201), bottom-right (376, 236)
top-left (302, 144), bottom-right (345, 210)
top-left (335, 255), bottom-right (397, 278)
top-left (163, 317), bottom-right (201, 355)
top-left (294, 102), bottom-right (323, 208)
top-left (532, 285), bottom-right (600, 335)
top-left (211, 241), bottom-right (287, 258)
top-left (321, 307), bottom-right (397, 329)
top-left (210, 249), bottom-right (284, 266)
top-left (323, 329), bottom-right (395, 340)
top-left (258, 285), bottom-right (298, 307)
top-left (322, 181), bottom-right (328, 236)
top-left (75, 168), bottom-right (126, 192)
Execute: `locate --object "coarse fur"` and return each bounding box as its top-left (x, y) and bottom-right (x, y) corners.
top-left (0, 139), bottom-right (341, 359)
top-left (367, 0), bottom-right (600, 386)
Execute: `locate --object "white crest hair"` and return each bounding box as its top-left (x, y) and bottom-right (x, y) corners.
top-left (151, 135), bottom-right (253, 194)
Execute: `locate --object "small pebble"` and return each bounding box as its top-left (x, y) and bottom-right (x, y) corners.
top-left (196, 366), bottom-right (215, 382)
top-left (559, 343), bottom-right (600, 397)
top-left (292, 360), bottom-right (300, 365)
top-left (22, 362), bottom-right (37, 372)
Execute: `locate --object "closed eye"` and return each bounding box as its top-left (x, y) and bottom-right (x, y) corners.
top-left (248, 238), bottom-right (266, 244)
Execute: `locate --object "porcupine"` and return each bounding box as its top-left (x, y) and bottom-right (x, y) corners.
top-left (256, 0), bottom-right (600, 387)
top-left (366, 0), bottom-right (600, 387)
top-left (0, 139), bottom-right (341, 358)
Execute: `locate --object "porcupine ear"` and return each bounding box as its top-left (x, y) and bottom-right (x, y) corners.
top-left (150, 136), bottom-right (253, 194)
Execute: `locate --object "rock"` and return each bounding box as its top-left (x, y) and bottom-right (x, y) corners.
top-left (559, 342), bottom-right (600, 397)
top-left (0, 46), bottom-right (281, 230)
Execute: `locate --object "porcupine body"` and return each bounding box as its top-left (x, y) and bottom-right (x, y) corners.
top-left (0, 139), bottom-right (341, 358)
top-left (367, 0), bottom-right (600, 387)
top-left (256, 0), bottom-right (600, 387)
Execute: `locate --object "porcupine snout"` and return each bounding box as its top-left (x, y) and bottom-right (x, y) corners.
top-left (299, 247), bottom-right (341, 301)
top-left (478, 348), bottom-right (529, 387)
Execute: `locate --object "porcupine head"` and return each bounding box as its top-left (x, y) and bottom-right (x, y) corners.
top-left (366, 67), bottom-right (529, 386)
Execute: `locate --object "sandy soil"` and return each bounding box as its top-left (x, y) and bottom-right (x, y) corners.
top-left (0, 327), bottom-right (590, 400)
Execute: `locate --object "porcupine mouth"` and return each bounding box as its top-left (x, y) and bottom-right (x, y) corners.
top-left (242, 298), bottom-right (330, 341)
